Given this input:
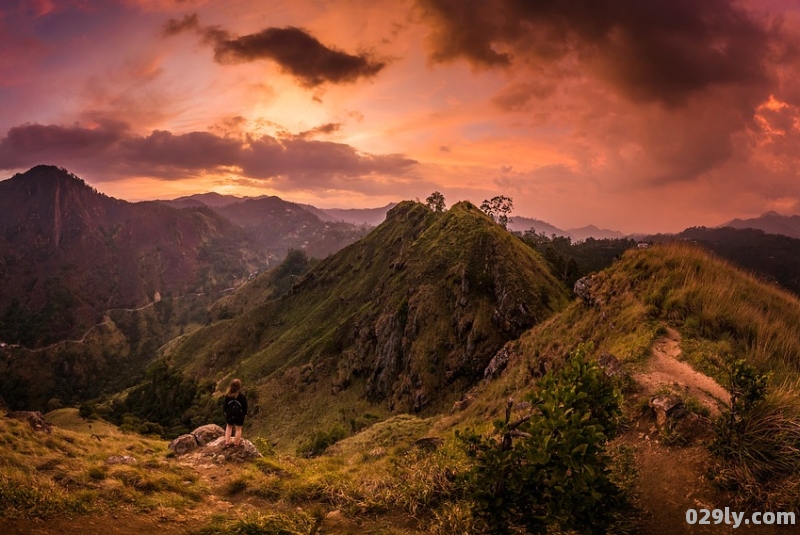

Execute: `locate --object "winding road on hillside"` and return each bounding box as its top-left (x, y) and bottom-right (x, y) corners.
top-left (2, 282), bottom-right (245, 355)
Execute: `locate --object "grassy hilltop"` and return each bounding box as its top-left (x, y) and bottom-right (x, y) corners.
top-left (161, 200), bottom-right (569, 445)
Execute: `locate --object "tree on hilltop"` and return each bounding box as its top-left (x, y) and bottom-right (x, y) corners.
top-left (425, 191), bottom-right (446, 213)
top-left (480, 196), bottom-right (513, 229)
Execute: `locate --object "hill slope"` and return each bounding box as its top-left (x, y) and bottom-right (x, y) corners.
top-left (653, 226), bottom-right (800, 297)
top-left (213, 197), bottom-right (368, 260)
top-left (0, 166), bottom-right (265, 348)
top-left (162, 201), bottom-right (569, 443)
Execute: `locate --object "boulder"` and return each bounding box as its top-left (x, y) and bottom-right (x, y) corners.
top-left (168, 433), bottom-right (199, 455)
top-left (192, 424), bottom-right (224, 446)
top-left (7, 411), bottom-right (53, 433)
top-left (598, 352), bottom-right (626, 379)
top-left (204, 437), bottom-right (262, 462)
top-left (573, 276), bottom-right (594, 306)
top-left (650, 395), bottom-right (685, 427)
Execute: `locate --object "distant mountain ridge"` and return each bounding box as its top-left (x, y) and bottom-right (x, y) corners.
top-left (722, 211), bottom-right (800, 239)
top-left (566, 224), bottom-right (627, 241)
top-left (161, 194), bottom-right (396, 228)
top-left (0, 165), bottom-right (265, 347)
top-left (164, 193), bottom-right (630, 241)
top-left (508, 216), bottom-right (627, 241)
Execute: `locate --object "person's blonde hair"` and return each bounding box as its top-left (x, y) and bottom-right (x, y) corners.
top-left (226, 378), bottom-right (242, 398)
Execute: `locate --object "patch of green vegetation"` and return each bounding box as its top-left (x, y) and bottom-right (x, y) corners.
top-left (458, 345), bottom-right (626, 535)
top-left (708, 359), bottom-right (800, 508)
top-left (106, 360), bottom-right (223, 439)
top-left (520, 232), bottom-right (637, 288)
top-left (297, 425), bottom-right (348, 458)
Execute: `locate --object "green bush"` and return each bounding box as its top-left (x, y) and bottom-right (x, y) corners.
top-left (459, 345), bottom-right (625, 535)
top-left (710, 359), bottom-right (800, 507)
top-left (711, 358), bottom-right (770, 459)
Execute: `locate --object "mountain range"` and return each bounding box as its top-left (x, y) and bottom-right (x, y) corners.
top-left (6, 165), bottom-right (800, 533)
top-left (721, 210), bottom-right (800, 239)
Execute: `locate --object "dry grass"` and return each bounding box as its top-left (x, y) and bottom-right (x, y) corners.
top-left (202, 415), bottom-right (471, 532)
top-left (0, 415), bottom-right (204, 520)
top-left (711, 381), bottom-right (800, 509)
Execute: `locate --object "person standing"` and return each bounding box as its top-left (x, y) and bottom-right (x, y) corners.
top-left (223, 378), bottom-right (247, 447)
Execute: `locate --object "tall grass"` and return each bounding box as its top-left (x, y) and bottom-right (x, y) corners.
top-left (0, 416), bottom-right (203, 519)
top-left (626, 243), bottom-right (800, 377)
top-left (712, 381), bottom-right (800, 508)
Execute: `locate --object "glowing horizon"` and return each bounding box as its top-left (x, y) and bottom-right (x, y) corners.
top-left (2, 0), bottom-right (800, 233)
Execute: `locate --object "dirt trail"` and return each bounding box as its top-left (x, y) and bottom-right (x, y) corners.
top-left (633, 328), bottom-right (730, 416)
top-left (623, 329), bottom-right (794, 534)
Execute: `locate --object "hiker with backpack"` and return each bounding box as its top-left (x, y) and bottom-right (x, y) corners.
top-left (223, 378), bottom-right (248, 447)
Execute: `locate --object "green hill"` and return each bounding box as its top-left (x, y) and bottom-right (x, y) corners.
top-left (161, 201), bottom-right (569, 445)
top-left (460, 241), bottom-right (800, 416)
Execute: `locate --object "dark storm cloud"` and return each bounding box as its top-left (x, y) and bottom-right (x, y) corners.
top-left (164, 14), bottom-right (386, 87)
top-left (0, 122), bottom-right (417, 189)
top-left (239, 135), bottom-right (416, 185)
top-left (0, 121), bottom-right (129, 169)
top-left (162, 12), bottom-right (199, 36)
top-left (418, 0), bottom-right (775, 106)
top-left (296, 123), bottom-right (341, 139)
top-left (214, 27), bottom-right (386, 87)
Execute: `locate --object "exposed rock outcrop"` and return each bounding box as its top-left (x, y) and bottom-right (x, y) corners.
top-left (168, 433), bottom-right (199, 455)
top-left (484, 344), bottom-right (516, 380)
top-left (574, 276), bottom-right (594, 306)
top-left (598, 352), bottom-right (626, 379)
top-left (7, 411), bottom-right (53, 433)
top-left (192, 424), bottom-right (224, 446)
top-left (169, 424), bottom-right (262, 462)
top-left (202, 437), bottom-right (262, 462)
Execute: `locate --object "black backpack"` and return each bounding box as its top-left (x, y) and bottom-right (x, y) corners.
top-left (226, 397), bottom-right (244, 420)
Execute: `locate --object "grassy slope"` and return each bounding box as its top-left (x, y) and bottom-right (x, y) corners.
top-left (0, 414), bottom-right (202, 521)
top-left (458, 242), bottom-right (800, 421)
top-left (162, 201), bottom-right (569, 447)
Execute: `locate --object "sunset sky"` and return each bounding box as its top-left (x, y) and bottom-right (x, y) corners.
top-left (2, 0), bottom-right (800, 233)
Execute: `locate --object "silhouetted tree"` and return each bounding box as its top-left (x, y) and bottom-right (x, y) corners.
top-left (480, 196), bottom-right (513, 229)
top-left (425, 191), bottom-right (446, 212)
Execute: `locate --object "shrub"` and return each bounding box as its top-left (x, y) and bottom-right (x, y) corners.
top-left (711, 360), bottom-right (800, 507)
top-left (459, 345), bottom-right (625, 535)
top-left (78, 403), bottom-right (97, 420)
